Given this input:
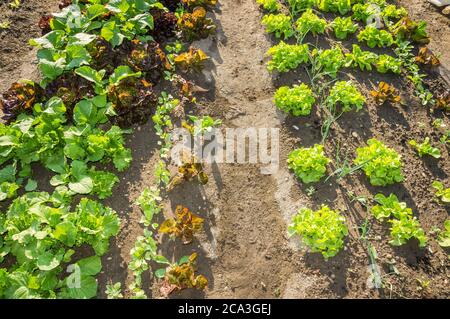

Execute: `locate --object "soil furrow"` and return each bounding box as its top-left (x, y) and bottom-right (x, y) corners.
top-left (196, 0), bottom-right (296, 298)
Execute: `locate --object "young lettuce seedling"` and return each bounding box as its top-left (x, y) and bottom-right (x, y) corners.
top-left (256, 0), bottom-right (281, 12)
top-left (295, 9), bottom-right (327, 40)
top-left (432, 181), bottom-right (450, 203)
top-left (266, 41), bottom-right (310, 72)
top-left (159, 206), bottom-right (204, 244)
top-left (437, 220), bottom-right (450, 248)
top-left (330, 16), bottom-right (358, 40)
top-left (288, 205), bottom-right (348, 259)
top-left (157, 253), bottom-right (208, 297)
top-left (327, 81), bottom-right (366, 112)
top-left (354, 139), bottom-right (404, 187)
top-left (409, 137), bottom-right (441, 159)
top-left (370, 82), bottom-right (401, 106)
top-left (274, 83), bottom-right (315, 116)
top-left (262, 13), bottom-right (295, 39)
top-left (288, 144), bottom-right (330, 184)
top-left (371, 194), bottom-right (427, 247)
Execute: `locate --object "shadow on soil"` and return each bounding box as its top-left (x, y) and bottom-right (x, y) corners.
top-left (97, 120), bottom-right (160, 298)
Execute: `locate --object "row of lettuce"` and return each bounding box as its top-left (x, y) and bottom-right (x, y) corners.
top-left (0, 0), bottom-right (219, 299)
top-left (256, 0), bottom-right (450, 261)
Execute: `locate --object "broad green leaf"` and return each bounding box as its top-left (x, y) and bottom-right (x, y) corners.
top-left (25, 179), bottom-right (37, 192)
top-left (36, 48), bottom-right (56, 62)
top-left (50, 174), bottom-right (66, 186)
top-left (61, 275), bottom-right (98, 299)
top-left (0, 135), bottom-right (17, 147)
top-left (136, 0), bottom-right (164, 11)
top-left (29, 31), bottom-right (66, 49)
top-left (153, 254), bottom-right (170, 265)
top-left (53, 221), bottom-right (78, 246)
top-left (109, 65), bottom-right (141, 85)
top-left (40, 271), bottom-right (59, 291)
top-left (37, 252), bottom-right (61, 271)
top-left (64, 142), bottom-right (86, 160)
top-left (69, 177), bottom-right (93, 194)
top-left (73, 100), bottom-right (93, 125)
top-left (91, 95), bottom-right (107, 108)
top-left (178, 255), bottom-right (190, 265)
top-left (102, 214), bottom-right (120, 237)
top-left (100, 21), bottom-right (125, 47)
top-left (67, 33), bottom-right (97, 46)
top-left (86, 21), bottom-right (103, 33)
top-left (86, 4), bottom-right (107, 20)
top-left (11, 286), bottom-right (35, 299)
top-left (63, 249), bottom-right (75, 262)
top-left (39, 58), bottom-right (66, 81)
top-left (129, 13), bottom-right (154, 32)
top-left (44, 96), bottom-right (67, 115)
top-left (66, 45), bottom-right (91, 70)
top-left (92, 239), bottom-right (109, 256)
top-left (154, 268), bottom-right (166, 279)
top-left (13, 117), bottom-right (34, 134)
top-left (77, 256), bottom-right (102, 276)
top-left (106, 0), bottom-right (130, 13)
top-left (75, 66), bottom-right (105, 86)
top-left (0, 164), bottom-right (16, 183)
top-left (44, 153), bottom-right (66, 174)
top-left (70, 160), bottom-right (87, 179)
top-left (113, 148), bottom-right (132, 171)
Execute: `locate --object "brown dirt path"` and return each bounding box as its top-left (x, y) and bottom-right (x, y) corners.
top-left (180, 0), bottom-right (450, 299)
top-left (169, 0), bottom-right (299, 298)
top-left (396, 0), bottom-right (450, 67)
top-left (0, 0), bottom-right (448, 299)
top-left (176, 0), bottom-right (347, 299)
top-left (0, 0), bottom-right (60, 93)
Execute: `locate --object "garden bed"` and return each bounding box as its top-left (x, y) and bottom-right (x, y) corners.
top-left (0, 0), bottom-right (449, 299)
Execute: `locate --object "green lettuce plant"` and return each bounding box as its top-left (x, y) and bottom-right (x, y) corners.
top-left (382, 5), bottom-right (408, 21)
top-left (288, 144), bottom-right (330, 183)
top-left (354, 139), bottom-right (404, 186)
top-left (313, 47), bottom-right (345, 78)
top-left (0, 193), bottom-right (120, 298)
top-left (330, 16), bottom-right (358, 40)
top-left (372, 193), bottom-right (427, 247)
top-left (437, 220), bottom-right (450, 248)
top-left (345, 44), bottom-right (378, 71)
top-left (288, 205), bottom-right (348, 259)
top-left (256, 0), bottom-right (281, 12)
top-left (327, 81), bottom-right (366, 112)
top-left (409, 137), bottom-right (441, 159)
top-left (432, 181), bottom-right (450, 203)
top-left (357, 25), bottom-right (394, 48)
top-left (274, 84), bottom-right (315, 116)
top-left (318, 0), bottom-right (352, 15)
top-left (266, 41), bottom-right (309, 72)
top-left (295, 9), bottom-right (327, 39)
top-left (105, 282), bottom-right (123, 299)
top-left (261, 14), bottom-right (294, 39)
top-left (286, 0), bottom-right (318, 15)
top-left (352, 3), bottom-right (380, 23)
top-left (0, 97), bottom-right (131, 197)
top-left (375, 54), bottom-right (402, 74)
top-left (0, 181), bottom-right (19, 202)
